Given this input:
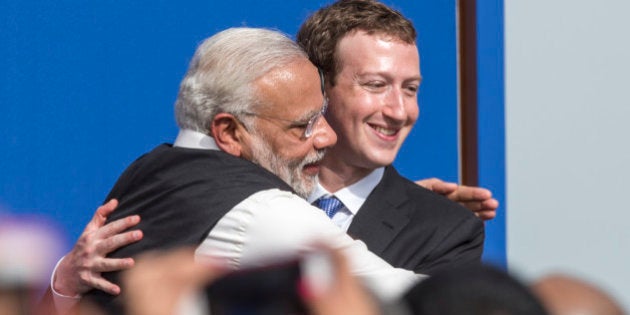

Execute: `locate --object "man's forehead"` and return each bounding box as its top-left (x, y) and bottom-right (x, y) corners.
top-left (336, 32), bottom-right (420, 76)
top-left (343, 29), bottom-right (416, 46)
top-left (337, 31), bottom-right (418, 59)
top-left (256, 59), bottom-right (318, 86)
top-left (254, 60), bottom-right (323, 112)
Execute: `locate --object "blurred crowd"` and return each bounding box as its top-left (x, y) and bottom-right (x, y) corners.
top-left (0, 219), bottom-right (624, 315)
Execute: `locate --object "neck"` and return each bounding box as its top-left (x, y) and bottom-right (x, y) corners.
top-left (318, 151), bottom-right (375, 193)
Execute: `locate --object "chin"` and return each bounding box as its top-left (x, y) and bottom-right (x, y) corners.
top-left (291, 177), bottom-right (317, 199)
top-left (365, 153), bottom-right (396, 168)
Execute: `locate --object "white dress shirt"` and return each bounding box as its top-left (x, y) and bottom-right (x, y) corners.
top-left (51, 129), bottom-right (423, 313)
top-left (308, 167), bottom-right (384, 231)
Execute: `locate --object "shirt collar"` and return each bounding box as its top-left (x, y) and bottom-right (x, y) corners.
top-left (173, 129), bottom-right (220, 150)
top-left (307, 167), bottom-right (385, 215)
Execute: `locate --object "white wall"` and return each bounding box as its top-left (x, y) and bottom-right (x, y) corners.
top-left (505, 0), bottom-right (630, 310)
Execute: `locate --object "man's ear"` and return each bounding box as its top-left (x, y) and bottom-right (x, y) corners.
top-left (210, 113), bottom-right (247, 157)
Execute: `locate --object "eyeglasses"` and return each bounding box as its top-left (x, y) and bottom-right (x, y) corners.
top-left (239, 98), bottom-right (328, 139)
top-left (238, 68), bottom-right (328, 139)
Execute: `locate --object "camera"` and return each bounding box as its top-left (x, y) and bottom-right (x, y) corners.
top-left (206, 250), bottom-right (334, 315)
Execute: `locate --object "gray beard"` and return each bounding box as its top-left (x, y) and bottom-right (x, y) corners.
top-left (248, 136), bottom-right (323, 199)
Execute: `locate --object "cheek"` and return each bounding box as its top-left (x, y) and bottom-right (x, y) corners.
top-left (338, 99), bottom-right (378, 124)
top-left (275, 140), bottom-right (312, 162)
top-left (407, 103), bottom-right (420, 124)
top-left (324, 106), bottom-right (346, 132)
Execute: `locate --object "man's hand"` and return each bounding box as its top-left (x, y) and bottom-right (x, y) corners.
top-left (416, 178), bottom-right (498, 221)
top-left (122, 248), bottom-right (226, 315)
top-left (300, 247), bottom-right (380, 315)
top-left (53, 199), bottom-right (143, 296)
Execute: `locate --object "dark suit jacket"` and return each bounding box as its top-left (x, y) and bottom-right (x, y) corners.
top-left (347, 166), bottom-right (484, 275)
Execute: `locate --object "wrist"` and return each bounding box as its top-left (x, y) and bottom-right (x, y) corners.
top-left (51, 256), bottom-right (82, 298)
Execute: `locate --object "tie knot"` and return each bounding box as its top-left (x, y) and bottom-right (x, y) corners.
top-left (315, 196), bottom-right (344, 218)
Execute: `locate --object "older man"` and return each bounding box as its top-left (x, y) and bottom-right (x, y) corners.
top-left (49, 27), bottom-right (421, 315)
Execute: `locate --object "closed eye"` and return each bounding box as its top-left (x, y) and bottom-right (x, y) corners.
top-left (405, 85), bottom-right (419, 95)
top-left (288, 121), bottom-right (309, 130)
top-left (362, 81), bottom-right (387, 91)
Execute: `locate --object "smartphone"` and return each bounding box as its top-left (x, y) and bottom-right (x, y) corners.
top-left (206, 251), bottom-right (334, 315)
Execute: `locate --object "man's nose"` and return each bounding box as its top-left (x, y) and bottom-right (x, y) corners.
top-left (311, 116), bottom-right (337, 149)
top-left (382, 89), bottom-right (407, 122)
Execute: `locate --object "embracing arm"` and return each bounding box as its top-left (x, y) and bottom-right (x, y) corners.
top-left (54, 199), bottom-right (143, 296)
top-left (416, 178), bottom-right (498, 221)
top-left (196, 189), bottom-right (424, 303)
top-left (46, 199), bottom-right (143, 314)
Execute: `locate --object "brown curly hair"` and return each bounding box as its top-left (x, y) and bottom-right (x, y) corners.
top-left (297, 0), bottom-right (416, 86)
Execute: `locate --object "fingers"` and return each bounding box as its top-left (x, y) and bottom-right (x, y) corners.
top-left (459, 198), bottom-right (498, 211)
top-left (96, 199), bottom-right (119, 217)
top-left (481, 198), bottom-right (499, 213)
top-left (92, 228), bottom-right (142, 271)
top-left (123, 247), bottom-right (227, 315)
top-left (89, 277), bottom-right (123, 296)
top-left (430, 182), bottom-right (459, 195)
top-left (415, 178), bottom-right (437, 189)
top-left (84, 199), bottom-right (120, 233)
top-left (458, 197), bottom-right (499, 221)
top-left (475, 210), bottom-right (496, 221)
top-left (97, 215), bottom-right (142, 241)
top-left (89, 212), bottom-right (142, 257)
top-left (100, 229), bottom-right (143, 254)
top-left (176, 252), bottom-right (226, 288)
top-left (415, 178), bottom-right (458, 195)
top-left (55, 201), bottom-right (141, 297)
top-left (417, 181), bottom-right (499, 220)
top-left (301, 248), bottom-right (379, 315)
top-left (94, 257), bottom-right (136, 273)
top-left (74, 257), bottom-right (135, 295)
top-left (327, 247), bottom-right (352, 282)
top-left (80, 215), bottom-right (142, 268)
top-left (449, 185), bottom-right (492, 202)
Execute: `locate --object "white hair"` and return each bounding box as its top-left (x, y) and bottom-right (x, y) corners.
top-left (174, 27), bottom-right (308, 132)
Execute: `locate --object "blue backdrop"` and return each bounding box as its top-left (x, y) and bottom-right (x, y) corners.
top-left (0, 0), bottom-right (504, 265)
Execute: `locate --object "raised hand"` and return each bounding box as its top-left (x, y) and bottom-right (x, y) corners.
top-left (122, 247), bottom-right (226, 315)
top-left (300, 247), bottom-right (380, 315)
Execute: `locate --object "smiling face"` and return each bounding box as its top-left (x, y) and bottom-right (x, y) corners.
top-left (323, 31), bottom-right (421, 180)
top-left (244, 58), bottom-right (337, 197)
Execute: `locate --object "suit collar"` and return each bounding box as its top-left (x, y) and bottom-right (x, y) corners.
top-left (347, 166), bottom-right (412, 255)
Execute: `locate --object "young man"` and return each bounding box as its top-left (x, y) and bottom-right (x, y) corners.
top-left (298, 0), bottom-right (487, 274)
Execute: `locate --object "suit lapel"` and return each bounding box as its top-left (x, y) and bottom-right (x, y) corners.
top-left (347, 166), bottom-right (411, 256)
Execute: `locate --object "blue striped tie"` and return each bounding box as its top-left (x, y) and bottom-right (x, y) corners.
top-left (315, 196), bottom-right (344, 218)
